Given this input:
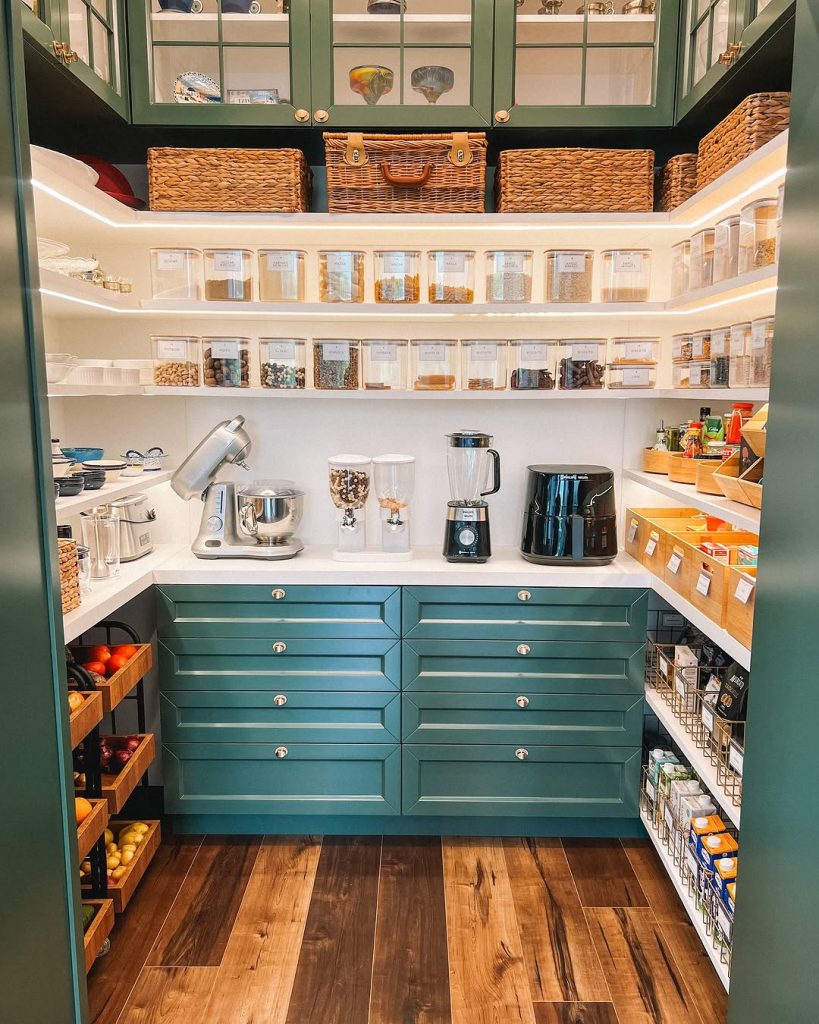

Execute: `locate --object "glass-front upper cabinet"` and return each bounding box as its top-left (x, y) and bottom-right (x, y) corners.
top-left (128, 0), bottom-right (312, 124)
top-left (20, 0), bottom-right (62, 52)
top-left (492, 0), bottom-right (679, 127)
top-left (308, 0), bottom-right (494, 126)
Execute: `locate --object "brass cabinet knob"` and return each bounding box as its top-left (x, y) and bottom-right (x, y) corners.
top-left (275, 746), bottom-right (288, 759)
top-left (294, 108), bottom-right (310, 122)
top-left (271, 588), bottom-right (286, 600)
top-left (515, 748), bottom-right (529, 760)
top-left (273, 694), bottom-right (287, 706)
top-left (314, 109), bottom-right (329, 123)
top-left (517, 590), bottom-right (531, 602)
top-left (495, 109), bottom-right (510, 123)
top-left (718, 42), bottom-right (742, 66)
top-left (64, 48), bottom-right (79, 64)
top-left (516, 643), bottom-right (531, 656)
top-left (515, 695), bottom-right (530, 708)
top-left (272, 641), bottom-right (287, 654)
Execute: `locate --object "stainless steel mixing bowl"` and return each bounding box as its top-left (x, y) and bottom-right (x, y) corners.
top-left (237, 480), bottom-right (304, 545)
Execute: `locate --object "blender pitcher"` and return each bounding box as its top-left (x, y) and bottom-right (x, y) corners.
top-left (444, 430), bottom-right (501, 563)
top-left (80, 509), bottom-right (121, 579)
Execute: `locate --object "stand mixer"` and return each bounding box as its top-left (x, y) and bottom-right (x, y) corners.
top-left (172, 415), bottom-right (304, 559)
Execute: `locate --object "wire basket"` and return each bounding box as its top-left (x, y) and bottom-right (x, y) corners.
top-left (120, 447), bottom-right (168, 473)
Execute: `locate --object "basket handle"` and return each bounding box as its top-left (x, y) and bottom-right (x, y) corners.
top-left (380, 161), bottom-right (431, 187)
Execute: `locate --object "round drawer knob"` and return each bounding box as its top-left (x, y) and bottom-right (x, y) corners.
top-left (273, 694), bottom-right (287, 706)
top-left (515, 695), bottom-right (530, 708)
top-left (271, 588), bottom-right (286, 600)
top-left (272, 641), bottom-right (287, 654)
top-left (516, 643), bottom-right (531, 656)
top-left (517, 590), bottom-right (532, 602)
top-left (495, 109), bottom-right (510, 123)
top-left (294, 108), bottom-right (310, 122)
top-left (275, 746), bottom-right (288, 759)
top-left (314, 109), bottom-right (329, 122)
top-left (515, 748), bottom-right (529, 761)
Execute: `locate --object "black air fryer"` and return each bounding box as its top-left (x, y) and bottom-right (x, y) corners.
top-left (521, 465), bottom-right (617, 565)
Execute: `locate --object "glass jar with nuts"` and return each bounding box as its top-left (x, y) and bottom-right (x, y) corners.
top-left (202, 337), bottom-right (250, 388)
top-left (313, 339), bottom-right (360, 390)
top-left (151, 336), bottom-right (201, 387)
top-left (739, 198), bottom-right (778, 273)
top-left (258, 338), bottom-right (306, 389)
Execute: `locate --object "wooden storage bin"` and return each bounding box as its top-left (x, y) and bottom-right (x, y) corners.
top-left (496, 147), bottom-right (654, 213)
top-left (658, 153), bottom-right (698, 212)
top-left (713, 452), bottom-right (748, 504)
top-left (665, 531), bottom-right (759, 625)
top-left (741, 404), bottom-right (768, 458)
top-left (697, 92), bottom-right (790, 190)
top-left (641, 448), bottom-right (673, 474)
top-left (739, 459), bottom-right (764, 509)
top-left (324, 132), bottom-right (487, 214)
top-left (725, 565), bottom-right (758, 648)
top-left (69, 691), bottom-right (104, 749)
top-left (624, 508), bottom-right (700, 569)
top-left (695, 460), bottom-right (726, 495)
top-left (76, 798), bottom-right (109, 861)
top-left (71, 644), bottom-right (152, 714)
top-left (668, 453), bottom-right (698, 485)
top-left (107, 820), bottom-right (161, 913)
top-left (78, 734), bottom-right (156, 814)
top-left (58, 539), bottom-right (80, 614)
top-left (83, 899), bottom-right (114, 973)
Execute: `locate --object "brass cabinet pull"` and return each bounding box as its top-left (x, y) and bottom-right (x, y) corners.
top-left (515, 695), bottom-right (530, 708)
top-left (516, 643), bottom-right (531, 656)
top-left (517, 590), bottom-right (531, 602)
top-left (64, 48), bottom-right (79, 64)
top-left (495, 109), bottom-right (510, 123)
top-left (272, 641), bottom-right (287, 654)
top-left (294, 109), bottom-right (310, 122)
top-left (515, 748), bottom-right (529, 760)
top-left (314, 109), bottom-right (329, 122)
top-left (275, 746), bottom-right (288, 759)
top-left (271, 588), bottom-right (286, 600)
top-left (273, 694), bottom-right (287, 706)
top-left (718, 42), bottom-right (742, 66)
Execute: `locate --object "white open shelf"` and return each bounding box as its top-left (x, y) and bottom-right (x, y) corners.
top-left (624, 468), bottom-right (762, 531)
top-left (665, 264), bottom-right (777, 311)
top-left (152, 11), bottom-right (289, 21)
top-left (652, 575), bottom-right (751, 671)
top-left (54, 471), bottom-right (171, 517)
top-left (517, 13), bottom-right (655, 22)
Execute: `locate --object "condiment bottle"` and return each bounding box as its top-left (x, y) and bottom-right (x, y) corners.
top-left (682, 421), bottom-right (704, 458)
top-left (725, 402), bottom-right (755, 444)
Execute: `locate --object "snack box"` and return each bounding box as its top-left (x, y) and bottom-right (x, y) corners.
top-left (669, 780), bottom-right (703, 820)
top-left (713, 856), bottom-right (738, 896)
top-left (698, 832), bottom-right (739, 869)
top-left (700, 541), bottom-right (730, 561)
top-left (737, 544), bottom-right (759, 567)
top-left (688, 815), bottom-right (727, 857)
top-left (680, 793), bottom-right (717, 823)
top-left (725, 881), bottom-right (736, 914)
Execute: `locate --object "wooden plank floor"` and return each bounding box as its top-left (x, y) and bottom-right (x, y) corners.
top-left (90, 835), bottom-right (728, 1024)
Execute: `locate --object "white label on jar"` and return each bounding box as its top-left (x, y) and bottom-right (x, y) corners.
top-left (751, 322), bottom-right (768, 350)
top-left (735, 577), bottom-right (755, 604)
top-left (627, 518), bottom-right (639, 543)
top-left (690, 364), bottom-right (703, 386)
top-left (556, 253), bottom-right (586, 273)
top-left (645, 533), bottom-right (658, 557)
top-left (497, 252), bottom-right (525, 273)
top-left (266, 341), bottom-right (295, 360)
top-left (325, 252), bottom-right (353, 274)
top-left (730, 327), bottom-right (747, 356)
top-left (470, 343), bottom-right (498, 362)
top-left (712, 332), bottom-right (728, 355)
top-left (266, 251), bottom-right (296, 273)
top-left (701, 704), bottom-right (714, 733)
top-left (729, 743), bottom-right (744, 775)
top-left (441, 252), bottom-right (466, 274)
top-left (212, 251), bottom-right (243, 273)
top-left (520, 343), bottom-right (548, 362)
top-left (156, 251), bottom-right (185, 271)
top-left (322, 341), bottom-right (350, 362)
top-left (696, 571), bottom-right (712, 597)
top-left (624, 341), bottom-right (654, 361)
top-left (667, 550), bottom-right (683, 575)
top-left (571, 343), bottom-right (599, 361)
top-left (622, 368), bottom-right (650, 387)
top-left (157, 338), bottom-right (188, 359)
top-left (613, 251), bottom-right (645, 274)
top-left (210, 340), bottom-right (240, 359)
top-left (693, 336), bottom-right (706, 358)
top-left (418, 343), bottom-right (447, 363)
top-left (717, 904), bottom-right (733, 940)
top-left (672, 337), bottom-right (683, 359)
top-left (370, 343), bottom-right (397, 363)
top-left (382, 253), bottom-right (408, 275)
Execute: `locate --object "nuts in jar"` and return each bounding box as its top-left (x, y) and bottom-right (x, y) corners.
top-left (151, 336), bottom-right (201, 387)
top-left (313, 339), bottom-right (360, 390)
top-left (258, 339), bottom-right (306, 389)
top-left (203, 338), bottom-right (250, 387)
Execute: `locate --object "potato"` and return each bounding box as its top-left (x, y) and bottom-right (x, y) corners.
top-left (81, 860), bottom-right (91, 874)
top-left (104, 829), bottom-right (114, 846)
top-left (130, 822), bottom-right (150, 834)
top-left (106, 842), bottom-right (119, 855)
top-left (111, 866), bottom-right (128, 880)
top-left (106, 853), bottom-right (121, 869)
top-left (120, 849), bottom-right (135, 865)
top-left (119, 830), bottom-right (143, 847)
top-left (120, 844), bottom-right (136, 854)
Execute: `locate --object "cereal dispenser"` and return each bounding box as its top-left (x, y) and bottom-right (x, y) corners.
top-left (373, 454), bottom-right (415, 558)
top-left (328, 454), bottom-right (371, 558)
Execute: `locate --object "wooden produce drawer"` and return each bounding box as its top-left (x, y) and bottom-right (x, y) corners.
top-left (161, 690), bottom-right (401, 744)
top-left (159, 637), bottom-right (401, 693)
top-left (402, 744), bottom-right (641, 818)
top-left (69, 691), bottom-right (104, 749)
top-left (78, 734), bottom-right (156, 814)
top-left (157, 585), bottom-right (401, 639)
top-left (76, 798), bottom-right (109, 861)
top-left (402, 587), bottom-right (648, 642)
top-left (663, 531), bottom-right (759, 624)
top-left (83, 899), bottom-right (114, 974)
top-left (402, 691), bottom-right (644, 746)
top-left (163, 742), bottom-right (401, 816)
top-left (624, 508), bottom-right (701, 568)
top-left (725, 566), bottom-right (758, 648)
top-left (106, 820), bottom-right (162, 913)
top-left (402, 639), bottom-right (646, 695)
top-left (72, 644), bottom-right (153, 714)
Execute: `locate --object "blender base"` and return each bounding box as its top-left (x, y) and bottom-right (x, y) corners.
top-left (331, 549), bottom-right (414, 562)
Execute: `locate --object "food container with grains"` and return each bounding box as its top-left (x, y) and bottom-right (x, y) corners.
top-left (713, 214), bottom-right (740, 282)
top-left (203, 337), bottom-right (250, 387)
top-left (150, 248), bottom-right (202, 300)
top-left (428, 251), bottom-right (475, 303)
top-left (729, 322), bottom-right (752, 387)
top-left (610, 337), bottom-right (658, 364)
top-left (328, 454), bottom-right (371, 554)
top-left (151, 336), bottom-right (200, 387)
top-left (689, 229), bottom-right (715, 291)
top-left (461, 340), bottom-right (507, 391)
top-left (557, 339), bottom-right (606, 390)
top-left (319, 251), bottom-right (365, 303)
top-left (485, 250), bottom-right (533, 303)
top-left (203, 249), bottom-right (254, 302)
top-left (692, 330), bottom-right (712, 362)
top-left (258, 338), bottom-right (306, 389)
top-left (710, 327), bottom-right (731, 388)
top-left (688, 360), bottom-right (711, 388)
top-left (374, 251), bottom-right (420, 304)
top-left (258, 250), bottom-right (305, 303)
top-left (749, 315), bottom-right (774, 386)
top-left (672, 363), bottom-right (691, 389)
top-left (600, 250), bottom-right (651, 302)
top-left (544, 250), bottom-right (593, 303)
top-left (411, 339), bottom-right (458, 390)
top-left (739, 199), bottom-right (778, 273)
top-left (313, 339), bottom-right (360, 390)
top-left (672, 333), bottom-right (693, 364)
top-left (509, 340), bottom-right (557, 390)
top-left (670, 240), bottom-right (690, 299)
top-left (362, 339), bottom-right (408, 391)
top-left (607, 364), bottom-right (656, 389)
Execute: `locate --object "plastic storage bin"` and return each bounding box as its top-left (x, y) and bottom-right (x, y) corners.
top-left (558, 339), bottom-right (606, 390)
top-left (729, 322), bottom-right (752, 387)
top-left (670, 240), bottom-right (690, 298)
top-left (319, 251), bottom-right (365, 303)
top-left (607, 364), bottom-right (656, 389)
top-left (462, 340), bottom-right (507, 391)
top-left (739, 198), bottom-right (778, 272)
top-left (672, 363), bottom-right (691, 389)
top-left (202, 337), bottom-right (250, 387)
top-left (485, 251), bottom-right (533, 303)
top-left (151, 336), bottom-right (200, 386)
top-left (688, 361), bottom-right (711, 388)
top-left (203, 249), bottom-right (254, 301)
top-left (362, 339), bottom-right (408, 391)
top-left (750, 316), bottom-right (774, 386)
top-left (258, 250), bottom-right (305, 303)
top-left (258, 338), bottom-right (306, 389)
top-left (544, 250), bottom-right (593, 303)
top-left (713, 215), bottom-right (740, 282)
top-left (509, 340), bottom-right (557, 390)
top-left (600, 250), bottom-right (651, 302)
top-left (610, 337), bottom-right (658, 364)
top-left (710, 327), bottom-right (731, 388)
top-left (428, 251), bottom-right (475, 303)
top-left (692, 330), bottom-right (712, 362)
top-left (374, 251), bottom-right (420, 303)
top-left (672, 334), bottom-right (693, 364)
top-left (150, 248), bottom-right (202, 300)
top-left (411, 339), bottom-right (458, 391)
top-left (689, 229), bottom-right (715, 291)
top-left (313, 339), bottom-right (360, 390)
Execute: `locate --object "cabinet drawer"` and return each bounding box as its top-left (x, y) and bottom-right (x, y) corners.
top-left (157, 585), bottom-right (400, 638)
top-left (162, 690), bottom-right (401, 744)
top-left (403, 640), bottom-right (645, 694)
top-left (403, 744), bottom-right (641, 818)
top-left (159, 637), bottom-right (401, 692)
top-left (402, 692), bottom-right (643, 746)
top-left (163, 742), bottom-right (400, 815)
top-left (402, 587), bottom-right (648, 641)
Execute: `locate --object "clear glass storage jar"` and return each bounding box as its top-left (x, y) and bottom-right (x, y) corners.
top-left (374, 251), bottom-right (420, 303)
top-left (729, 322), bottom-right (752, 387)
top-left (151, 336), bottom-right (200, 387)
top-left (509, 340), bottom-right (557, 390)
top-left (739, 198), bottom-right (778, 272)
top-left (150, 248), bottom-right (202, 300)
top-left (607, 364), bottom-right (656, 389)
top-left (428, 251), bottom-right (475, 303)
top-left (202, 337), bottom-right (250, 387)
top-left (461, 340), bottom-right (507, 391)
top-left (610, 337), bottom-right (658, 364)
top-left (558, 339), bottom-right (606, 390)
top-left (672, 333), bottom-right (693, 364)
top-left (544, 250), bottom-right (593, 303)
top-left (203, 249), bottom-right (254, 302)
top-left (411, 339), bottom-right (458, 391)
top-left (713, 215), bottom-right (740, 282)
top-left (600, 250), bottom-right (651, 302)
top-left (710, 327), bottom-right (731, 388)
top-left (692, 330), bottom-right (712, 362)
top-left (670, 240), bottom-right (690, 299)
top-left (319, 251), bottom-right (365, 303)
top-left (258, 250), bottom-right (305, 303)
top-left (688, 360), bottom-right (711, 389)
top-left (313, 339), bottom-right (360, 390)
top-left (672, 363), bottom-right (691, 389)
top-left (776, 183), bottom-right (785, 253)
top-left (258, 338), bottom-right (306, 389)
top-left (362, 339), bottom-right (408, 391)
top-left (485, 250), bottom-right (533, 303)
top-left (750, 315), bottom-right (774, 386)
top-left (689, 229), bottom-right (715, 290)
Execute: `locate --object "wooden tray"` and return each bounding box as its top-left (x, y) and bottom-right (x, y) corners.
top-left (72, 644), bottom-right (152, 714)
top-left (713, 453), bottom-right (749, 504)
top-left (695, 460), bottom-right (726, 495)
top-left (641, 448), bottom-right (673, 474)
top-left (79, 734), bottom-right (156, 814)
top-left (741, 404), bottom-right (768, 458)
top-left (667, 453), bottom-right (698, 485)
top-left (69, 691), bottom-right (104, 749)
top-left (76, 798), bottom-right (109, 861)
top-left (739, 458), bottom-right (764, 509)
top-left (665, 530), bottom-right (759, 626)
top-left (83, 899), bottom-right (114, 973)
top-left (623, 508), bottom-right (701, 573)
top-left (107, 820), bottom-right (162, 913)
top-left (725, 565), bottom-right (758, 649)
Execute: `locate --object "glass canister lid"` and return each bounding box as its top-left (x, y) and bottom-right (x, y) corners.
top-left (372, 453), bottom-right (415, 464)
top-left (328, 453), bottom-right (371, 467)
top-left (238, 479), bottom-right (304, 499)
top-left (447, 430), bottom-right (493, 447)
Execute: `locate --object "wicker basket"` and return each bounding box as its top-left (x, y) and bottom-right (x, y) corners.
top-left (58, 539), bottom-right (80, 614)
top-left (697, 92), bottom-right (790, 190)
top-left (147, 147), bottom-right (311, 212)
top-left (496, 147), bottom-right (654, 213)
top-left (324, 132), bottom-right (487, 214)
top-left (658, 153), bottom-right (698, 212)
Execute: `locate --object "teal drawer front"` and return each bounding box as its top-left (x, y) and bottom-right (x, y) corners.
top-left (162, 690), bottom-right (401, 744)
top-left (164, 742), bottom-right (400, 815)
top-left (402, 692), bottom-right (643, 746)
top-left (157, 584), bottom-right (401, 639)
top-left (402, 640), bottom-right (645, 694)
top-left (159, 637), bottom-right (401, 692)
top-left (402, 587), bottom-right (647, 641)
top-left (402, 744), bottom-right (641, 818)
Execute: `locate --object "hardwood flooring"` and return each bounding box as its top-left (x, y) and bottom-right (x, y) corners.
top-left (89, 835), bottom-right (728, 1024)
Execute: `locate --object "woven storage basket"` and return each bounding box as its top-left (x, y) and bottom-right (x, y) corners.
top-left (58, 539), bottom-right (81, 614)
top-left (697, 92), bottom-right (790, 190)
top-left (658, 153), bottom-right (698, 212)
top-left (324, 132), bottom-right (487, 214)
top-left (496, 147), bottom-right (654, 213)
top-left (147, 147), bottom-right (311, 212)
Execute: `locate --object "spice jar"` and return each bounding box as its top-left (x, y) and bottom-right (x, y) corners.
top-left (485, 250), bottom-right (533, 303)
top-left (313, 339), bottom-right (360, 389)
top-left (689, 229), bottom-right (715, 290)
top-left (600, 250), bottom-right (651, 301)
top-left (319, 251), bottom-right (365, 303)
top-left (461, 340), bottom-right (507, 390)
top-left (202, 337), bottom-right (250, 387)
top-left (509, 340), bottom-right (556, 390)
top-left (203, 249), bottom-right (254, 301)
top-left (258, 250), bottom-right (305, 303)
top-left (362, 339), bottom-right (408, 391)
top-left (607, 364), bottom-right (656, 389)
top-left (557, 339), bottom-right (606, 390)
top-left (411, 339), bottom-right (457, 390)
top-left (739, 198), bottom-right (778, 272)
top-left (688, 361), bottom-right (711, 389)
top-left (258, 338), bottom-right (306, 389)
top-left (729, 322), bottom-right (752, 387)
top-left (374, 251), bottom-right (420, 303)
top-left (151, 336), bottom-right (200, 386)
top-left (672, 333), bottom-right (693, 364)
top-left (692, 330), bottom-right (711, 362)
top-left (670, 240), bottom-right (690, 299)
top-left (749, 315), bottom-right (774, 386)
top-left (713, 215), bottom-right (740, 282)
top-left (610, 337), bottom-right (658, 364)
top-left (150, 248), bottom-right (202, 300)
top-left (428, 251), bottom-right (475, 303)
top-left (544, 250), bottom-right (593, 303)
top-left (710, 326), bottom-right (731, 388)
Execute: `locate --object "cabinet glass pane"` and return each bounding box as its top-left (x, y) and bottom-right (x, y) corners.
top-left (709, 0), bottom-right (729, 64)
top-left (585, 46), bottom-right (653, 104)
top-left (224, 45), bottom-right (291, 103)
top-left (68, 0), bottom-right (91, 64)
top-left (515, 47), bottom-right (583, 106)
top-left (753, 0), bottom-right (774, 12)
top-left (686, 0), bottom-right (730, 91)
top-left (92, 13), bottom-right (112, 82)
top-left (66, 0), bottom-right (118, 88)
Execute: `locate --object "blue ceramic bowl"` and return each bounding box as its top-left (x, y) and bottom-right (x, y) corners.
top-left (159, 0), bottom-right (199, 11)
top-left (60, 447), bottom-right (104, 462)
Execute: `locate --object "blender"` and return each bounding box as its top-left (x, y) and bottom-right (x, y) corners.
top-left (373, 454), bottom-right (415, 559)
top-left (328, 454), bottom-right (371, 559)
top-left (443, 430), bottom-right (501, 562)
